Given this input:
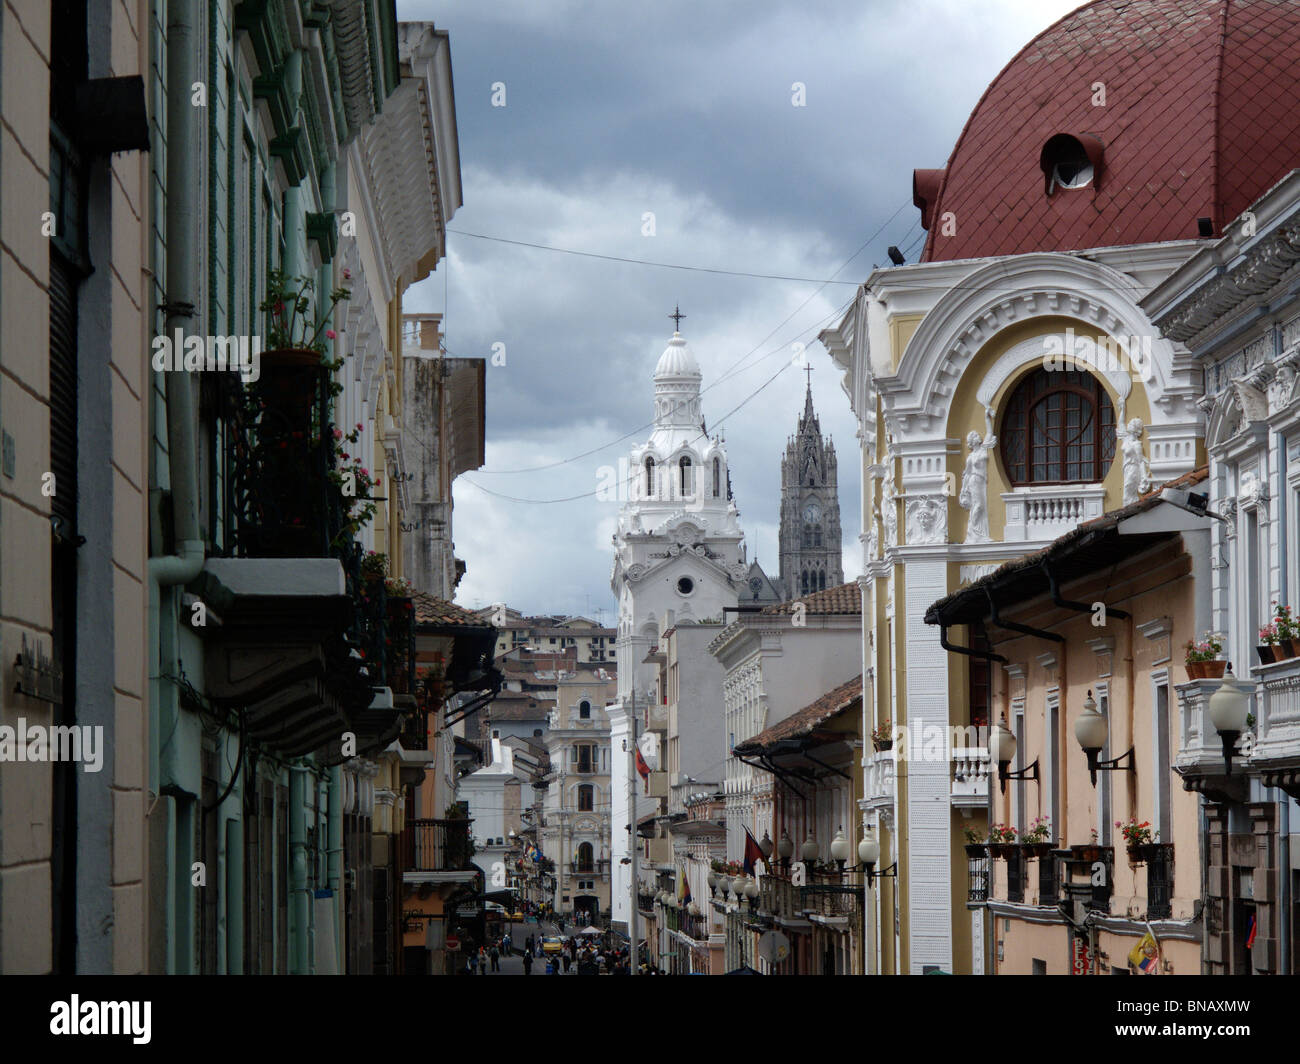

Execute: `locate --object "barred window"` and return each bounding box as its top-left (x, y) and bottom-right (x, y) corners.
top-left (1000, 369), bottom-right (1115, 485)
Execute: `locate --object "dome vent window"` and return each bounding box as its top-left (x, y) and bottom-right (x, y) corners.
top-left (1040, 133), bottom-right (1103, 195)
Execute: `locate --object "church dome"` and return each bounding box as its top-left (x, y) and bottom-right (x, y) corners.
top-left (915, 0), bottom-right (1300, 262)
top-left (654, 333), bottom-right (702, 379)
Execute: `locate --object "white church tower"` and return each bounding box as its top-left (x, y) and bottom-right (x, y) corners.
top-left (606, 316), bottom-right (747, 938)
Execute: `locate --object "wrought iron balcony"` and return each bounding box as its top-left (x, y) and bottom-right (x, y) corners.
top-left (224, 355), bottom-right (342, 559)
top-left (401, 817), bottom-right (474, 873)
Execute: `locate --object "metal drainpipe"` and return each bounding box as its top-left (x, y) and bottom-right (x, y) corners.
top-left (225, 819), bottom-right (243, 974)
top-left (329, 765), bottom-right (344, 973)
top-left (151, 0), bottom-right (205, 590)
top-left (289, 764), bottom-right (310, 974)
top-left (1276, 433), bottom-right (1291, 975)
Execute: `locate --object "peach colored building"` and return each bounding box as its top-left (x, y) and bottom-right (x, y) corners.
top-left (926, 472), bottom-right (1211, 974)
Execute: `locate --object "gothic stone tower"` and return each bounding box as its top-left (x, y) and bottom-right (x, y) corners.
top-left (779, 379), bottom-right (844, 599)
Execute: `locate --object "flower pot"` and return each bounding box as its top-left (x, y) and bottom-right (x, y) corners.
top-left (1185, 661), bottom-right (1205, 680)
top-left (1023, 842), bottom-right (1054, 859)
top-left (1201, 659), bottom-right (1227, 679)
top-left (1070, 845), bottom-right (1104, 863)
top-left (873, 739), bottom-right (893, 753)
top-left (1258, 644), bottom-right (1278, 664)
top-left (1285, 638), bottom-right (1300, 660)
top-left (987, 843), bottom-right (1015, 860)
top-left (964, 843), bottom-right (987, 858)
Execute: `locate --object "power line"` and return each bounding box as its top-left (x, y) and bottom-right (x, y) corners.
top-left (447, 228), bottom-right (864, 285)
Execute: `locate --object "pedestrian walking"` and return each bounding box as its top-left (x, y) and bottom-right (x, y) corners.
top-left (476, 946), bottom-right (487, 975)
top-left (562, 950), bottom-right (572, 973)
top-left (489, 943), bottom-right (500, 972)
top-left (503, 933), bottom-right (513, 955)
top-left (522, 951), bottom-right (533, 975)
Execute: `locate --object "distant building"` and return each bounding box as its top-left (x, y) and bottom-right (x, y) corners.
top-left (476, 606), bottom-right (617, 667)
top-left (779, 379), bottom-right (845, 599)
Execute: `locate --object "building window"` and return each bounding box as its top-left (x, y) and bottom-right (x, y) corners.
top-left (801, 571), bottom-right (809, 595)
top-left (576, 842), bottom-right (594, 873)
top-left (1000, 369), bottom-right (1116, 485)
top-left (679, 456), bottom-right (693, 496)
top-left (578, 784), bottom-right (593, 811)
top-left (644, 456), bottom-right (655, 496)
top-left (579, 700), bottom-right (591, 719)
top-left (676, 576), bottom-right (694, 596)
top-left (713, 458), bottom-right (721, 497)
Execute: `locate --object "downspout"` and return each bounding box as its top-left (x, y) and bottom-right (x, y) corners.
top-left (329, 764), bottom-right (344, 974)
top-left (1277, 434), bottom-right (1291, 974)
top-left (151, 0), bottom-right (205, 589)
top-left (149, 0), bottom-right (206, 972)
top-left (289, 763), bottom-right (311, 974)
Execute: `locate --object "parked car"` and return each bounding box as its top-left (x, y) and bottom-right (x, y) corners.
top-left (542, 936), bottom-right (564, 954)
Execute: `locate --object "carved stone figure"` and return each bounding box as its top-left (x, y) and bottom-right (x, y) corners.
top-left (1117, 399), bottom-right (1152, 504)
top-left (881, 447), bottom-right (898, 548)
top-left (906, 495), bottom-right (946, 545)
top-left (959, 406), bottom-right (996, 543)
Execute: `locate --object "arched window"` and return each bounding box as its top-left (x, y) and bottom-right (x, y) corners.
top-left (579, 700), bottom-right (591, 720)
top-left (644, 457), bottom-right (655, 496)
top-left (713, 458), bottom-right (721, 497)
top-left (578, 784), bottom-right (594, 811)
top-left (801, 571), bottom-right (809, 595)
top-left (818, 569), bottom-right (826, 591)
top-left (679, 456), bottom-right (693, 496)
top-left (1000, 369), bottom-right (1116, 486)
top-left (576, 841), bottom-right (594, 873)
top-left (813, 524), bottom-right (823, 548)
top-left (802, 523), bottom-right (813, 549)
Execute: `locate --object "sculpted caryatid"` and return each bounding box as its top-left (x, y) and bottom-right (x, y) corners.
top-left (880, 449), bottom-right (898, 547)
top-left (959, 407), bottom-right (996, 543)
top-left (1117, 399), bottom-right (1152, 504)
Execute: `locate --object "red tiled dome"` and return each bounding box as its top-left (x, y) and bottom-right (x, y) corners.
top-left (917, 0), bottom-right (1300, 262)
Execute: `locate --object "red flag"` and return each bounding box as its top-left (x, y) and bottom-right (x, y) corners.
top-left (635, 745), bottom-right (650, 792)
top-left (743, 828), bottom-right (764, 876)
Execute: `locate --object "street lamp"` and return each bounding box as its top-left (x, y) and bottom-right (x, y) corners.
top-left (759, 831), bottom-right (774, 861)
top-left (857, 831), bottom-right (897, 885)
top-left (989, 714), bottom-right (1039, 794)
top-left (777, 829), bottom-right (795, 868)
top-left (830, 826), bottom-right (851, 871)
top-left (1207, 664), bottom-right (1250, 776)
top-left (1073, 688), bottom-right (1134, 787)
top-left (801, 834), bottom-right (819, 865)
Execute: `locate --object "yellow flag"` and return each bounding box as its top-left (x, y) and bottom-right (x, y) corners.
top-left (1128, 930), bottom-right (1159, 974)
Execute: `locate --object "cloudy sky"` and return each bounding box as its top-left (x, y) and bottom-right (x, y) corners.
top-left (394, 0), bottom-right (1082, 619)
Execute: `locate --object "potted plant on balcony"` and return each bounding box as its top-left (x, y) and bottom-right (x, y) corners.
top-left (872, 720), bottom-right (893, 752)
top-left (987, 824), bottom-right (1017, 860)
top-left (1184, 632), bottom-right (1225, 679)
top-left (1118, 816), bottom-right (1157, 864)
top-left (1275, 604), bottom-right (1300, 660)
top-left (1258, 619), bottom-right (1282, 664)
top-left (1021, 816), bottom-right (1054, 858)
top-left (1070, 829), bottom-right (1105, 863)
top-left (962, 826), bottom-right (987, 858)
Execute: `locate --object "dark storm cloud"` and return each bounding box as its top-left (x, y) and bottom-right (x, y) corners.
top-left (392, 0), bottom-right (1081, 613)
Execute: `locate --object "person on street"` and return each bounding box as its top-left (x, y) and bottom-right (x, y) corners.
top-left (476, 946), bottom-right (487, 975)
top-left (562, 948), bottom-right (572, 973)
top-left (522, 951), bottom-right (533, 975)
top-left (489, 943), bottom-right (500, 972)
top-left (503, 932), bottom-right (513, 955)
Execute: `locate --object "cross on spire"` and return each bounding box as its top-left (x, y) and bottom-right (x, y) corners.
top-left (669, 304), bottom-right (686, 331)
top-left (804, 364), bottom-right (813, 388)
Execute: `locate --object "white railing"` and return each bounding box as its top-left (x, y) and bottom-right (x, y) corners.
top-left (950, 746), bottom-right (990, 807)
top-left (1001, 484), bottom-right (1106, 543)
top-left (1175, 677), bottom-right (1256, 774)
top-left (1251, 656), bottom-right (1300, 764)
top-left (863, 750), bottom-right (895, 810)
top-left (401, 313), bottom-right (442, 353)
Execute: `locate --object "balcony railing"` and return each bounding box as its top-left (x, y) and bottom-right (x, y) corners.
top-left (681, 912), bottom-right (707, 941)
top-left (1176, 676), bottom-right (1257, 775)
top-left (401, 818), bottom-right (474, 872)
top-left (864, 750), bottom-right (895, 810)
top-left (637, 891), bottom-right (656, 914)
top-left (225, 355), bottom-right (340, 559)
top-left (569, 859), bottom-right (610, 876)
top-left (1145, 844), bottom-right (1174, 920)
top-left (1002, 484), bottom-right (1106, 543)
top-left (1251, 656), bottom-right (1300, 767)
top-left (950, 746), bottom-right (989, 807)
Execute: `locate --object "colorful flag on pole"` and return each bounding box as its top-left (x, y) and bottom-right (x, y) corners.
top-left (678, 866), bottom-right (692, 907)
top-left (743, 828), bottom-right (764, 876)
top-left (635, 745), bottom-right (650, 792)
top-left (1128, 926), bottom-right (1160, 974)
